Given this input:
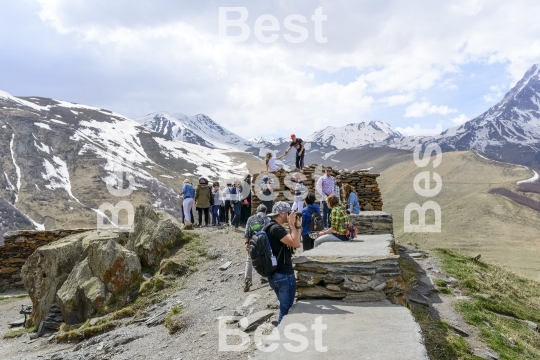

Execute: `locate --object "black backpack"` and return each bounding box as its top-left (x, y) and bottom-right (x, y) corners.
top-left (249, 223), bottom-right (283, 277)
top-left (308, 208), bottom-right (324, 232)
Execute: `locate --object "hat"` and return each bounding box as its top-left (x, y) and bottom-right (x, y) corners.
top-left (245, 173), bottom-right (251, 178)
top-left (290, 134), bottom-right (296, 139)
top-left (262, 175), bottom-right (269, 181)
top-left (226, 182), bottom-right (232, 186)
top-left (256, 204), bottom-right (267, 213)
top-left (267, 201), bottom-right (291, 217)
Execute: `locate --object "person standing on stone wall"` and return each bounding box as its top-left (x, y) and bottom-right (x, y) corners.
top-left (316, 166), bottom-right (336, 229)
top-left (240, 174), bottom-right (252, 226)
top-left (265, 202), bottom-right (302, 324)
top-left (181, 179), bottom-right (195, 226)
top-left (243, 204), bottom-right (270, 292)
top-left (277, 134), bottom-right (305, 170)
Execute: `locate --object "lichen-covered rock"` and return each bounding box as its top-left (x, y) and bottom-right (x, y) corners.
top-left (126, 205), bottom-right (183, 269)
top-left (20, 231), bottom-right (124, 326)
top-left (56, 240), bottom-right (141, 324)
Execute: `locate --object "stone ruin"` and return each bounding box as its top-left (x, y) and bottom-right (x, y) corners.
top-left (250, 164), bottom-right (383, 214)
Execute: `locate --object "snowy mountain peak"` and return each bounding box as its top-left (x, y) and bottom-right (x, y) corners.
top-left (306, 121), bottom-right (402, 149)
top-left (140, 112), bottom-right (251, 150)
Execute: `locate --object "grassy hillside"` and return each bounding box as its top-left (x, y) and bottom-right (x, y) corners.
top-left (378, 150), bottom-right (540, 280)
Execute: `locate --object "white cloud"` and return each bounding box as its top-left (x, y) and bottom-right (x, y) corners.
top-left (2, 0), bottom-right (540, 139)
top-left (404, 100), bottom-right (457, 118)
top-left (379, 94), bottom-right (415, 106)
top-left (396, 123), bottom-right (443, 136)
top-left (451, 114), bottom-right (469, 125)
top-left (483, 84), bottom-right (506, 102)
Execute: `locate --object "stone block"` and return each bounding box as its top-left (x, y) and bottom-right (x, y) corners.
top-left (343, 291), bottom-right (386, 302)
top-left (297, 286), bottom-right (347, 299)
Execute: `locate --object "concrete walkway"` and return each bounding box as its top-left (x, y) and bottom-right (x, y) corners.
top-left (254, 299), bottom-right (429, 360)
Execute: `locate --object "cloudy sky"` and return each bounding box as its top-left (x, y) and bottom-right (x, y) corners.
top-left (1, 0), bottom-right (540, 140)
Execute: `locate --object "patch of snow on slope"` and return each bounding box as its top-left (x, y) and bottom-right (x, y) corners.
top-left (49, 119), bottom-right (66, 125)
top-left (517, 170), bottom-right (539, 184)
top-left (0, 90), bottom-right (48, 112)
top-left (3, 172), bottom-right (15, 191)
top-left (9, 135), bottom-right (21, 202)
top-left (322, 150), bottom-right (339, 160)
top-left (34, 122), bottom-right (51, 130)
top-left (154, 137), bottom-right (247, 180)
top-left (42, 156), bottom-right (81, 203)
top-left (34, 140), bottom-right (50, 154)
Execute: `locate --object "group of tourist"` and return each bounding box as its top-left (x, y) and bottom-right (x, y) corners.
top-left (179, 134), bottom-right (363, 326)
top-left (179, 174), bottom-right (253, 230)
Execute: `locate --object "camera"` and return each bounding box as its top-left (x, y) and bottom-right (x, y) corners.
top-left (295, 211), bottom-right (302, 218)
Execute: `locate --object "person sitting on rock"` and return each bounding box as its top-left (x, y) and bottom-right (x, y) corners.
top-left (313, 194), bottom-right (349, 247)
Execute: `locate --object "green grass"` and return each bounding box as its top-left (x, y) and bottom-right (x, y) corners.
top-left (435, 248), bottom-right (540, 360)
top-left (164, 305), bottom-right (187, 334)
top-left (3, 326), bottom-right (38, 339)
top-left (398, 255), bottom-right (480, 359)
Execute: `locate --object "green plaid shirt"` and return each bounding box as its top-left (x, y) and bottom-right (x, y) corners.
top-left (330, 204), bottom-right (349, 235)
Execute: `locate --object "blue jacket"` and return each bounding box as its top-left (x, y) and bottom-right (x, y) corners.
top-left (182, 183), bottom-right (195, 199)
top-left (301, 204), bottom-right (321, 236)
top-left (347, 192), bottom-right (361, 214)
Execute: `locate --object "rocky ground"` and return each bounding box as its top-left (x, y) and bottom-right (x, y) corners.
top-left (0, 225), bottom-right (281, 360)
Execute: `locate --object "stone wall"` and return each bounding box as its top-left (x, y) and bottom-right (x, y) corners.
top-left (350, 212), bottom-right (394, 235)
top-left (251, 165), bottom-right (383, 214)
top-left (0, 229), bottom-right (93, 290)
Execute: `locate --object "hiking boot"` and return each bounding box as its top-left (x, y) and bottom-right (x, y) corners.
top-left (243, 280), bottom-right (252, 292)
top-left (260, 277), bottom-right (268, 284)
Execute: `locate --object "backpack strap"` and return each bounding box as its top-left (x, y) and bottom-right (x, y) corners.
top-left (262, 222), bottom-right (285, 263)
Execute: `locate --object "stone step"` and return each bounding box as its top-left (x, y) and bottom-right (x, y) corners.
top-left (254, 299), bottom-right (428, 359)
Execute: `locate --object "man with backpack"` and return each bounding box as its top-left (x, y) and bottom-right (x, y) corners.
top-left (248, 201), bottom-right (301, 324)
top-left (301, 192), bottom-right (323, 251)
top-left (243, 204), bottom-right (271, 292)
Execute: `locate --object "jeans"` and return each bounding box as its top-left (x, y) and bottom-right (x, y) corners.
top-left (244, 254), bottom-right (253, 282)
top-left (183, 198), bottom-right (194, 223)
top-left (302, 234), bottom-right (314, 251)
top-left (268, 272), bottom-right (296, 324)
top-left (232, 202), bottom-right (241, 228)
top-left (321, 200), bottom-right (330, 228)
top-left (211, 205), bottom-right (221, 225)
top-left (295, 153), bottom-right (304, 170)
top-left (314, 233), bottom-right (349, 248)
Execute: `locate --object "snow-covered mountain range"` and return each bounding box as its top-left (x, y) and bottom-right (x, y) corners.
top-left (306, 121), bottom-right (402, 149)
top-left (372, 64), bottom-right (540, 167)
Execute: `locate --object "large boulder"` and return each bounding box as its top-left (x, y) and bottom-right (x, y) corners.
top-left (20, 231), bottom-right (126, 326)
top-left (56, 240), bottom-right (141, 324)
top-left (126, 205), bottom-right (183, 269)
